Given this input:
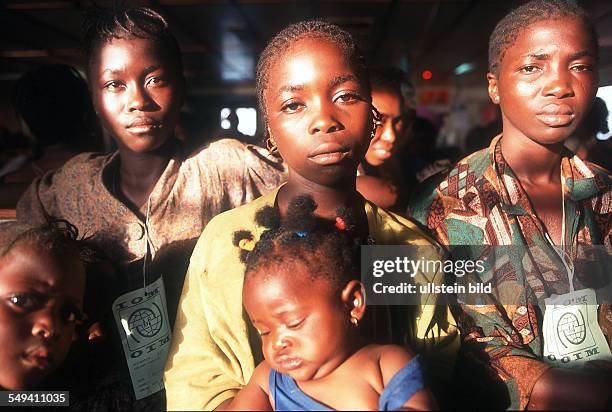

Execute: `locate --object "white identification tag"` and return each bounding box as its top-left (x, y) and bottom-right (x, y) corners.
top-left (112, 276), bottom-right (172, 399)
top-left (543, 288), bottom-right (611, 368)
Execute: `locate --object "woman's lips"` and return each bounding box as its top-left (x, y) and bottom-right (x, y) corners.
top-left (308, 143), bottom-right (350, 166)
top-left (536, 104), bottom-right (575, 127)
top-left (126, 118), bottom-right (162, 134)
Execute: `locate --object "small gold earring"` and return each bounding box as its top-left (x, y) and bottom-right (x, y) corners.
top-left (266, 136), bottom-right (278, 153)
top-left (350, 316), bottom-right (359, 327)
top-left (370, 106), bottom-right (382, 139)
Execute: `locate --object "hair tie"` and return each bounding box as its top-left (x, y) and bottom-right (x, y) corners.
top-left (295, 231), bottom-right (308, 238)
top-left (239, 238), bottom-right (256, 251)
top-left (335, 217), bottom-right (347, 231)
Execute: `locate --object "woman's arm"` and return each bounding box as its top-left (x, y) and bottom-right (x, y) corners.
top-left (164, 223), bottom-right (252, 411)
top-left (527, 367), bottom-right (611, 410)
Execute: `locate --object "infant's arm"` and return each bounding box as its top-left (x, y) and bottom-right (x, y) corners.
top-left (379, 345), bottom-right (437, 411)
top-left (227, 361), bottom-right (273, 411)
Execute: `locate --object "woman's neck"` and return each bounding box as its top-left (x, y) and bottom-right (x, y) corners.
top-left (500, 132), bottom-right (564, 186)
top-left (115, 139), bottom-right (174, 211)
top-left (279, 172), bottom-right (360, 218)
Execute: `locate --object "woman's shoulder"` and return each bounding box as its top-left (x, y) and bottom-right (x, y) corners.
top-left (187, 138), bottom-right (284, 170)
top-left (203, 188), bottom-right (279, 235)
top-left (49, 151), bottom-right (113, 181)
top-left (366, 201), bottom-right (445, 252)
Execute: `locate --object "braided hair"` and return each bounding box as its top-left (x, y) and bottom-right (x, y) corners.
top-left (488, 0), bottom-right (598, 74)
top-left (233, 195), bottom-right (361, 292)
top-left (82, 5), bottom-right (183, 76)
top-left (255, 20), bottom-right (371, 132)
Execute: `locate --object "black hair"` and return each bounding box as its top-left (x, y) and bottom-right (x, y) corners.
top-left (369, 67), bottom-right (405, 95)
top-left (488, 0), bottom-right (598, 74)
top-left (82, 5), bottom-right (183, 75)
top-left (233, 195), bottom-right (361, 292)
top-left (0, 220), bottom-right (98, 264)
top-left (255, 19), bottom-right (371, 131)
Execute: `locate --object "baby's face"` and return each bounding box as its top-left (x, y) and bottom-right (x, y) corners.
top-left (0, 243), bottom-right (85, 389)
top-left (244, 262), bottom-right (353, 382)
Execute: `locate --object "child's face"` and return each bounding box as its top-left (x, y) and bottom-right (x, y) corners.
top-left (365, 88), bottom-right (403, 166)
top-left (89, 38), bottom-right (184, 154)
top-left (244, 263), bottom-right (354, 382)
top-left (488, 17), bottom-right (597, 146)
top-left (264, 37), bottom-right (372, 187)
top-left (0, 243), bottom-right (85, 390)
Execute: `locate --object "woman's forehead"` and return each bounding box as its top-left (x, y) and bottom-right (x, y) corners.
top-left (90, 37), bottom-right (177, 74)
top-left (504, 18), bottom-right (595, 61)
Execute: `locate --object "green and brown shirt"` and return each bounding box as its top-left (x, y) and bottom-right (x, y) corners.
top-left (409, 135), bottom-right (611, 410)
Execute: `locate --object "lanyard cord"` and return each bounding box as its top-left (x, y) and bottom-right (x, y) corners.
top-left (142, 196), bottom-right (153, 290)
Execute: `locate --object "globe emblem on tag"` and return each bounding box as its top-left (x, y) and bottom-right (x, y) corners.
top-left (557, 311), bottom-right (586, 347)
top-left (128, 303), bottom-right (163, 341)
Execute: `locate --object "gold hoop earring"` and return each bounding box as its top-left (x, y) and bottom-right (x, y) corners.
top-left (266, 136), bottom-right (278, 154)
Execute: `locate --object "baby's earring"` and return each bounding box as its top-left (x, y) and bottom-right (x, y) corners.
top-left (266, 136), bottom-right (278, 154)
top-left (350, 315), bottom-right (359, 327)
top-left (370, 106), bottom-right (382, 139)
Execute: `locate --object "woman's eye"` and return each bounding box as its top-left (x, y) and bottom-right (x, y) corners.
top-left (335, 92), bottom-right (360, 103)
top-left (7, 293), bottom-right (39, 310)
top-left (104, 80), bottom-right (124, 91)
top-left (281, 102), bottom-right (303, 113)
top-left (571, 64), bottom-right (592, 72)
top-left (146, 76), bottom-right (165, 87)
top-left (258, 330), bottom-right (270, 337)
top-left (520, 65), bottom-right (540, 74)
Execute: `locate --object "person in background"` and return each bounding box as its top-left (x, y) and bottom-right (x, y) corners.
top-left (409, 0), bottom-right (611, 409)
top-left (565, 97), bottom-right (611, 171)
top-left (1, 64), bottom-right (103, 184)
top-left (356, 67), bottom-right (411, 211)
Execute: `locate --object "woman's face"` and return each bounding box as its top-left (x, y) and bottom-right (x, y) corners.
top-left (0, 243), bottom-right (85, 390)
top-left (89, 37), bottom-right (184, 154)
top-left (488, 17), bottom-right (598, 147)
top-left (263, 37), bottom-right (372, 188)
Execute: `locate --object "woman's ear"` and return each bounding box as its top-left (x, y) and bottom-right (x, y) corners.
top-left (341, 279), bottom-right (366, 323)
top-left (487, 72), bottom-right (500, 104)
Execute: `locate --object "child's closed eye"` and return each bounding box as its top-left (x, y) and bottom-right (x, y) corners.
top-left (287, 318), bottom-right (305, 329)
